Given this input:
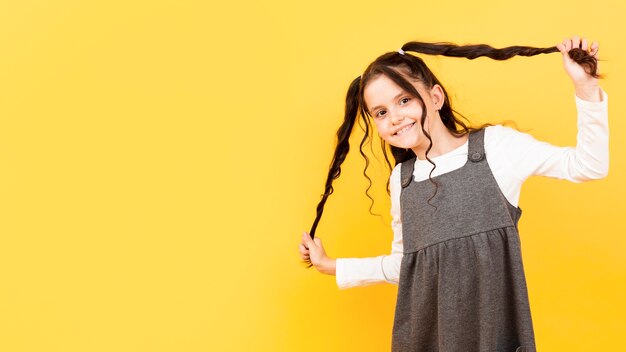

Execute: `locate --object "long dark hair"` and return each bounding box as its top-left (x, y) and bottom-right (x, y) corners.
top-left (304, 41), bottom-right (601, 268)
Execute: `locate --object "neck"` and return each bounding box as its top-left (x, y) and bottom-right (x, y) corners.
top-left (411, 118), bottom-right (468, 161)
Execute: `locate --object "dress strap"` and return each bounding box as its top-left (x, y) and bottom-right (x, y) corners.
top-left (400, 157), bottom-right (416, 188)
top-left (467, 128), bottom-right (486, 163)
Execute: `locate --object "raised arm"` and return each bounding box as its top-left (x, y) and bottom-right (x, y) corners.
top-left (489, 86), bottom-right (608, 185)
top-left (485, 37), bottom-right (608, 184)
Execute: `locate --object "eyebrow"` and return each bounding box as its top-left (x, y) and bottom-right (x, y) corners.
top-left (369, 92), bottom-right (405, 114)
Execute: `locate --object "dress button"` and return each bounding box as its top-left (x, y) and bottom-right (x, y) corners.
top-left (470, 152), bottom-right (482, 161)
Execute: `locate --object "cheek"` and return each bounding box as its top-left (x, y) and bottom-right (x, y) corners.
top-left (372, 120), bottom-right (384, 135)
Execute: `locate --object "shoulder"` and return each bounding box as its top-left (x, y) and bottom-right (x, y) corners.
top-left (392, 162), bottom-right (403, 174)
top-left (484, 123), bottom-right (524, 140)
top-left (391, 157), bottom-right (415, 176)
top-left (390, 162), bottom-right (402, 185)
top-left (483, 124), bottom-right (540, 179)
top-left (484, 124), bottom-right (536, 153)
top-left (389, 162), bottom-right (406, 195)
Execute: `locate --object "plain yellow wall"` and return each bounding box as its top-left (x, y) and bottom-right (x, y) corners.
top-left (0, 0), bottom-right (624, 351)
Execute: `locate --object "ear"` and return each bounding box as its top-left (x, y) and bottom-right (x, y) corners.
top-left (430, 84), bottom-right (445, 109)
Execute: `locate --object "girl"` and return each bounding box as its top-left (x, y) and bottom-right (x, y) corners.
top-left (299, 36), bottom-right (608, 352)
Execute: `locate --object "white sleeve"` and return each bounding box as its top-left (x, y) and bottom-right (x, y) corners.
top-left (335, 164), bottom-right (404, 290)
top-left (492, 87), bottom-right (609, 183)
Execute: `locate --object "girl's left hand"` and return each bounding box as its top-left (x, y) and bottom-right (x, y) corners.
top-left (556, 35), bottom-right (599, 87)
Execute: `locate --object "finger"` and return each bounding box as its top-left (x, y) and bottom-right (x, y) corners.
top-left (572, 35), bottom-right (581, 49)
top-left (314, 238), bottom-right (322, 247)
top-left (590, 41), bottom-right (599, 57)
top-left (557, 43), bottom-right (569, 54)
top-left (299, 243), bottom-right (309, 255)
top-left (563, 38), bottom-right (572, 52)
top-left (300, 250), bottom-right (310, 260)
top-left (581, 38), bottom-right (589, 51)
top-left (302, 232), bottom-right (314, 247)
top-left (559, 40), bottom-right (574, 63)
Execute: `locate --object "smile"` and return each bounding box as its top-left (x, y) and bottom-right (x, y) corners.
top-left (394, 122), bottom-right (415, 136)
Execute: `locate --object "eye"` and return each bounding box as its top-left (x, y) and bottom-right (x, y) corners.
top-left (373, 97), bottom-right (410, 118)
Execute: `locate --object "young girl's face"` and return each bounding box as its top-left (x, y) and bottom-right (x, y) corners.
top-left (364, 74), bottom-right (442, 150)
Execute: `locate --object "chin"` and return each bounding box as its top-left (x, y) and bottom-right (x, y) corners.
top-left (390, 138), bottom-right (420, 150)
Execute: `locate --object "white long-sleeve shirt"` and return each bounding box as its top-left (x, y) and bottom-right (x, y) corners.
top-left (335, 88), bottom-right (609, 290)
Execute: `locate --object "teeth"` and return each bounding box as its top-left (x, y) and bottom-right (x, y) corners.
top-left (396, 123), bottom-right (414, 135)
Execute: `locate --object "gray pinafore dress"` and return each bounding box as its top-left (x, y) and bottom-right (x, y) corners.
top-left (391, 129), bottom-right (537, 352)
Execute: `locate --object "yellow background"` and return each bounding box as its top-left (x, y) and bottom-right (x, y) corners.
top-left (0, 1), bottom-right (624, 351)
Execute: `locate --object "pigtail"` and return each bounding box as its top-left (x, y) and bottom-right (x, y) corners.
top-left (400, 41), bottom-right (602, 78)
top-left (303, 75), bottom-right (362, 268)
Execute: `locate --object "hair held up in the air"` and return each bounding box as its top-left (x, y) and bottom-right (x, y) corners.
top-left (303, 40), bottom-right (601, 268)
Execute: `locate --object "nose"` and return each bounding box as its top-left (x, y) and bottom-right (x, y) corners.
top-left (390, 111), bottom-right (404, 125)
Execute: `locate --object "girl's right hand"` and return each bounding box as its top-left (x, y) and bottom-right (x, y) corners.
top-left (299, 232), bottom-right (336, 275)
